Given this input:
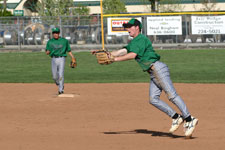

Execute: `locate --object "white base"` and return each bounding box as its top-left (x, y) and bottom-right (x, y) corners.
top-left (58, 94), bottom-right (74, 98)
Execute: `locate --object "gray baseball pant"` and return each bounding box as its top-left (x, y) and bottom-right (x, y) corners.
top-left (149, 61), bottom-right (190, 119)
top-left (51, 57), bottom-right (65, 92)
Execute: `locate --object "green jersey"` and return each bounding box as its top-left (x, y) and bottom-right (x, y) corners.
top-left (46, 37), bottom-right (71, 57)
top-left (124, 34), bottom-right (160, 71)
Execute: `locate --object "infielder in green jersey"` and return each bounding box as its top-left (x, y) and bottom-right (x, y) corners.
top-left (46, 27), bottom-right (76, 95)
top-left (110, 19), bottom-right (198, 138)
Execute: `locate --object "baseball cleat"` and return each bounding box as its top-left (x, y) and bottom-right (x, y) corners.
top-left (169, 115), bottom-right (184, 133)
top-left (183, 117), bottom-right (198, 138)
top-left (58, 91), bottom-right (64, 95)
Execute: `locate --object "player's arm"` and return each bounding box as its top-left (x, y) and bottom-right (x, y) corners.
top-left (91, 48), bottom-right (133, 64)
top-left (111, 48), bottom-right (128, 57)
top-left (114, 52), bottom-right (137, 62)
top-left (65, 39), bottom-right (75, 60)
top-left (68, 51), bottom-right (77, 68)
top-left (46, 41), bottom-right (51, 55)
top-left (68, 51), bottom-right (75, 59)
top-left (91, 48), bottom-right (127, 56)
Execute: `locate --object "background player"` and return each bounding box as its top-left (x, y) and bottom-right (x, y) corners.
top-left (108, 18), bottom-right (198, 138)
top-left (46, 27), bottom-right (76, 95)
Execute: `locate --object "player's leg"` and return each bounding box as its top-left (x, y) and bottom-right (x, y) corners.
top-left (149, 79), bottom-right (177, 118)
top-left (51, 57), bottom-right (59, 85)
top-left (57, 57), bottom-right (65, 94)
top-left (149, 75), bottom-right (183, 133)
top-left (152, 61), bottom-right (190, 118)
top-left (152, 61), bottom-right (198, 136)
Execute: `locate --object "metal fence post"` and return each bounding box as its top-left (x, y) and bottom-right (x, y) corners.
top-left (185, 14), bottom-right (188, 43)
top-left (59, 16), bottom-right (62, 37)
top-left (17, 17), bottom-right (21, 51)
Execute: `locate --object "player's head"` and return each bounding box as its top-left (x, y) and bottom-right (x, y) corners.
top-left (52, 27), bottom-right (60, 33)
top-left (123, 18), bottom-right (142, 37)
top-left (123, 18), bottom-right (142, 32)
top-left (52, 27), bottom-right (60, 39)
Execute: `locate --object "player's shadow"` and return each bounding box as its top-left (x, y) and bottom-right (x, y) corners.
top-left (103, 129), bottom-right (192, 139)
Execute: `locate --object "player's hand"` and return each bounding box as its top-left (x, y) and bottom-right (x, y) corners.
top-left (46, 51), bottom-right (50, 55)
top-left (91, 50), bottom-right (98, 55)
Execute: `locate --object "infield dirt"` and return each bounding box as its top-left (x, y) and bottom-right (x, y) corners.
top-left (0, 83), bottom-right (224, 150)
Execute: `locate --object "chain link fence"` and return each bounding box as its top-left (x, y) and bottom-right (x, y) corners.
top-left (0, 15), bottom-right (101, 46)
top-left (1, 13), bottom-right (225, 50)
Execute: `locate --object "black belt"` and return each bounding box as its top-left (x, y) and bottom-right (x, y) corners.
top-left (52, 56), bottom-right (64, 58)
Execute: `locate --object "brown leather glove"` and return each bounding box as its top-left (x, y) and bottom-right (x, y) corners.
top-left (70, 57), bottom-right (77, 68)
top-left (93, 50), bottom-right (114, 65)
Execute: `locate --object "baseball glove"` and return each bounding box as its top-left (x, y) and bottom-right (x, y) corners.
top-left (70, 57), bottom-right (77, 68)
top-left (93, 50), bottom-right (114, 65)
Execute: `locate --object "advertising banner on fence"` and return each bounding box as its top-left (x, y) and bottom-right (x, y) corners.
top-left (107, 18), bottom-right (142, 35)
top-left (147, 16), bottom-right (182, 35)
top-left (191, 16), bottom-right (225, 34)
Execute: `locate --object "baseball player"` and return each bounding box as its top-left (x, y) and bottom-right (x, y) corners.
top-left (46, 27), bottom-right (76, 95)
top-left (96, 18), bottom-right (198, 138)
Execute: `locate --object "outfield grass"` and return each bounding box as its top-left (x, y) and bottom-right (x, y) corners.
top-left (0, 49), bottom-right (225, 83)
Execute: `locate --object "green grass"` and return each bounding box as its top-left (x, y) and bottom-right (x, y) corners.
top-left (0, 49), bottom-right (225, 83)
top-left (158, 49), bottom-right (225, 83)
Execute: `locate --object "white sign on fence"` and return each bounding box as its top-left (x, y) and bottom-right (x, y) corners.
top-left (147, 16), bottom-right (182, 35)
top-left (107, 18), bottom-right (142, 35)
top-left (191, 16), bottom-right (225, 34)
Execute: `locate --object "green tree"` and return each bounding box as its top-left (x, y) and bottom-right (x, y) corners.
top-left (69, 4), bottom-right (90, 26)
top-left (141, 0), bottom-right (159, 12)
top-left (194, 0), bottom-right (219, 12)
top-left (23, 0), bottom-right (39, 13)
top-left (36, 0), bottom-right (90, 25)
top-left (35, 0), bottom-right (74, 25)
top-left (0, 0), bottom-right (13, 16)
top-left (0, 9), bottom-right (12, 16)
top-left (73, 4), bottom-right (90, 15)
top-left (142, 0), bottom-right (184, 12)
top-left (158, 0), bottom-right (184, 12)
top-left (36, 0), bottom-right (73, 16)
top-left (103, 0), bottom-right (127, 14)
top-left (36, 0), bottom-right (89, 16)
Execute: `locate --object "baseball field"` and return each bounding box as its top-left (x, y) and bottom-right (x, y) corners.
top-left (0, 49), bottom-right (225, 150)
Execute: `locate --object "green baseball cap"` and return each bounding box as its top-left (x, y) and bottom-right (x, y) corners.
top-left (123, 18), bottom-right (142, 29)
top-left (52, 27), bottom-right (60, 33)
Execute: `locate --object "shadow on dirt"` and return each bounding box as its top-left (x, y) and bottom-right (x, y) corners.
top-left (103, 129), bottom-right (196, 139)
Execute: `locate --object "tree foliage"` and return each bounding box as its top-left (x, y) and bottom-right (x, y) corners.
top-left (103, 0), bottom-right (127, 14)
top-left (36, 0), bottom-right (74, 16)
top-left (23, 0), bottom-right (39, 12)
top-left (143, 0), bottom-right (219, 12)
top-left (194, 0), bottom-right (219, 12)
top-left (36, 0), bottom-right (89, 16)
top-left (158, 0), bottom-right (184, 12)
top-left (0, 0), bottom-right (13, 16)
top-left (0, 9), bottom-right (13, 16)
top-left (35, 0), bottom-right (90, 26)
top-left (73, 4), bottom-right (90, 15)
top-left (142, 0), bottom-right (184, 12)
top-left (141, 0), bottom-right (159, 12)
